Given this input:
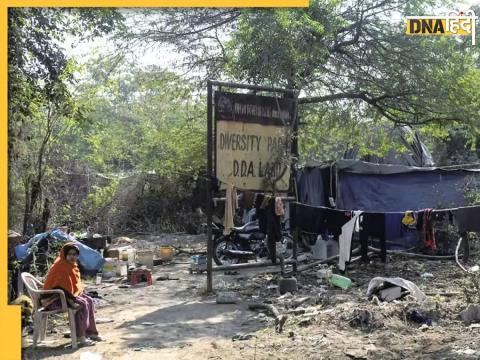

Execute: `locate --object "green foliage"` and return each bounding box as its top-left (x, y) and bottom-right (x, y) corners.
top-left (76, 60), bottom-right (207, 177)
top-left (81, 180), bottom-right (119, 217)
top-left (8, 8), bottom-right (124, 232)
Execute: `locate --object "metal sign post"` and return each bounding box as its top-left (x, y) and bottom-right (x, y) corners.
top-left (205, 80), bottom-right (298, 294)
top-left (206, 80), bottom-right (213, 293)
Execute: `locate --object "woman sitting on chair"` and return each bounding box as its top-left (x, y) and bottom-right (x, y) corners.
top-left (43, 242), bottom-right (103, 347)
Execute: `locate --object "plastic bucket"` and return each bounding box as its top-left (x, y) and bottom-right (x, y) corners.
top-left (102, 258), bottom-right (117, 278)
top-left (160, 245), bottom-right (173, 261)
top-left (136, 250), bottom-right (154, 269)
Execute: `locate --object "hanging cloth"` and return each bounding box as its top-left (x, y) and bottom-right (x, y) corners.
top-left (338, 211), bottom-right (361, 271)
top-left (275, 197), bottom-right (285, 217)
top-left (223, 184), bottom-right (238, 236)
top-left (422, 208), bottom-right (436, 250)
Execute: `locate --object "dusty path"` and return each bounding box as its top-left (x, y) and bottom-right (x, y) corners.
top-left (22, 258), bottom-right (263, 360)
top-left (21, 249), bottom-right (480, 360)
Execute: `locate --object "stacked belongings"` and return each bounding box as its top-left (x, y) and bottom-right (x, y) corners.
top-left (15, 228), bottom-right (105, 276)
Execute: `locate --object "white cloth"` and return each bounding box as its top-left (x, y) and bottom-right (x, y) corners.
top-left (366, 277), bottom-right (426, 302)
top-left (338, 211), bottom-right (362, 271)
top-left (223, 184), bottom-right (237, 235)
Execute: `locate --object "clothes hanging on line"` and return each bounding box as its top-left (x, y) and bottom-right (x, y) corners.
top-left (359, 212), bottom-right (387, 263)
top-left (338, 211), bottom-right (362, 271)
top-left (289, 203), bottom-right (352, 237)
top-left (419, 209), bottom-right (436, 250)
top-left (454, 206), bottom-right (480, 233)
top-left (402, 211), bottom-right (416, 227)
top-left (223, 184), bottom-right (238, 236)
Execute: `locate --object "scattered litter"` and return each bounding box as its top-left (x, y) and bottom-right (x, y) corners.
top-left (328, 273), bottom-right (352, 290)
top-left (118, 285), bottom-right (131, 289)
top-left (419, 324), bottom-right (431, 331)
top-left (347, 309), bottom-right (381, 331)
top-left (111, 236), bottom-right (134, 245)
top-left (96, 318), bottom-right (114, 324)
top-left (408, 310), bottom-right (433, 326)
top-left (469, 323), bottom-right (480, 329)
top-left (367, 277), bottom-right (426, 302)
top-left (420, 272), bottom-right (434, 279)
top-left (224, 271), bottom-right (240, 275)
top-left (378, 286), bottom-right (402, 302)
top-left (141, 322), bottom-right (155, 326)
top-left (279, 277), bottom-right (298, 295)
top-left (460, 304), bottom-right (480, 325)
top-left (156, 275), bottom-right (180, 281)
top-left (277, 292), bottom-right (293, 300)
top-left (232, 334), bottom-right (256, 341)
top-left (470, 265), bottom-right (479, 272)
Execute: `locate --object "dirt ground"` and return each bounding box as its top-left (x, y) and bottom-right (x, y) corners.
top-left (21, 236), bottom-right (480, 360)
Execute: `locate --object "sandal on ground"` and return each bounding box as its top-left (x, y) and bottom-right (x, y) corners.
top-left (88, 335), bottom-right (105, 342)
top-left (78, 339), bottom-right (95, 347)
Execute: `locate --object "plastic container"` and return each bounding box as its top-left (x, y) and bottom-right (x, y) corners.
top-left (191, 255), bottom-right (207, 265)
top-left (326, 235), bottom-right (339, 257)
top-left (160, 245), bottom-right (173, 261)
top-left (117, 261), bottom-right (128, 276)
top-left (102, 258), bottom-right (117, 279)
top-left (328, 273), bottom-right (352, 290)
top-left (317, 268), bottom-right (332, 282)
top-left (119, 247), bottom-right (136, 264)
top-left (136, 250), bottom-right (154, 269)
top-left (311, 235), bottom-right (327, 260)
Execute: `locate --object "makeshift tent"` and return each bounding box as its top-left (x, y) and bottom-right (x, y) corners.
top-left (336, 160), bottom-right (480, 212)
top-left (296, 160), bottom-right (480, 212)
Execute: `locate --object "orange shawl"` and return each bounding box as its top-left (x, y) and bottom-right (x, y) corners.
top-left (43, 243), bottom-right (83, 297)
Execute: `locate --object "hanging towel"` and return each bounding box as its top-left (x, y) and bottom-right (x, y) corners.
top-left (223, 184), bottom-right (237, 236)
top-left (338, 211), bottom-right (361, 271)
top-left (422, 208), bottom-right (436, 250)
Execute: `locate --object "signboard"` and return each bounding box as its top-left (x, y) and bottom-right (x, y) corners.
top-left (215, 91), bottom-right (295, 191)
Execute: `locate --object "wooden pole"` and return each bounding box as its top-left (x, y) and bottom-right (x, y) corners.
top-left (206, 80), bottom-right (213, 293)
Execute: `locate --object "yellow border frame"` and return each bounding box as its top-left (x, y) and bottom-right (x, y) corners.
top-left (1, 1), bottom-right (308, 359)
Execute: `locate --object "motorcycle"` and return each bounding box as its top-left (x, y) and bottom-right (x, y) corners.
top-left (211, 219), bottom-right (293, 266)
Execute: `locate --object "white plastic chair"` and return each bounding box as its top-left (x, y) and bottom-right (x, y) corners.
top-left (21, 272), bottom-right (78, 349)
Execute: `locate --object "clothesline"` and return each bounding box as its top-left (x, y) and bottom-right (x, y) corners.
top-left (290, 202), bottom-right (480, 213)
top-left (214, 196), bottom-right (296, 202)
top-left (290, 201), bottom-right (480, 271)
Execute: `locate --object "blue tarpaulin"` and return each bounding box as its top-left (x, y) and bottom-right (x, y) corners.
top-left (336, 171), bottom-right (471, 212)
top-left (334, 160), bottom-right (480, 212)
top-left (15, 229), bottom-right (104, 273)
